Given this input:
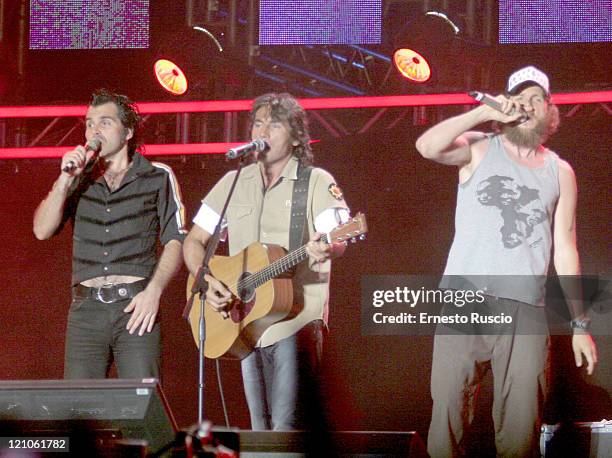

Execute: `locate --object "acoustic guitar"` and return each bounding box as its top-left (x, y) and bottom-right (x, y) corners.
top-left (186, 212), bottom-right (368, 359)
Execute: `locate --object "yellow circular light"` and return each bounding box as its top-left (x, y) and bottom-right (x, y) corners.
top-left (393, 48), bottom-right (432, 83)
top-left (154, 59), bottom-right (188, 95)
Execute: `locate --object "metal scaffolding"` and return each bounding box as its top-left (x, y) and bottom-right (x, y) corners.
top-left (0, 92), bottom-right (610, 160)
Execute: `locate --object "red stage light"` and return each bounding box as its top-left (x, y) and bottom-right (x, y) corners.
top-left (0, 92), bottom-right (610, 160)
top-left (154, 59), bottom-right (188, 95)
top-left (0, 143), bottom-right (236, 160)
top-left (2, 92), bottom-right (610, 119)
top-left (393, 48), bottom-right (432, 83)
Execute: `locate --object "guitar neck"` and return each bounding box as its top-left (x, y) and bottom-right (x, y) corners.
top-left (249, 234), bottom-right (330, 288)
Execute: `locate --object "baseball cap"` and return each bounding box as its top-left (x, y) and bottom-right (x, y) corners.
top-left (506, 66), bottom-right (550, 95)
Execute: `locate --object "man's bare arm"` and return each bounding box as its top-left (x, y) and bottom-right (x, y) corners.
top-left (183, 225), bottom-right (232, 314)
top-left (33, 146), bottom-right (95, 239)
top-left (148, 239), bottom-right (184, 292)
top-left (183, 225), bottom-right (212, 277)
top-left (553, 159), bottom-right (597, 375)
top-left (33, 175), bottom-right (74, 240)
top-left (125, 239), bottom-right (184, 335)
top-left (415, 96), bottom-right (523, 166)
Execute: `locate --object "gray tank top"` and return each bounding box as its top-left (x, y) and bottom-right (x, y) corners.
top-left (441, 134), bottom-right (560, 305)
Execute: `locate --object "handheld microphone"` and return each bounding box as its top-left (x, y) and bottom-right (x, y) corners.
top-left (468, 91), bottom-right (528, 123)
top-left (62, 137), bottom-right (102, 173)
top-left (225, 139), bottom-right (268, 160)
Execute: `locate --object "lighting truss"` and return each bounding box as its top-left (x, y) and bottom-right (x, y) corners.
top-left (0, 91), bottom-right (610, 159)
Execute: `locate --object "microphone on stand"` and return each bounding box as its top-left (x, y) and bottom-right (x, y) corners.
top-left (225, 139), bottom-right (269, 160)
top-left (62, 137), bottom-right (102, 173)
top-left (468, 91), bottom-right (528, 123)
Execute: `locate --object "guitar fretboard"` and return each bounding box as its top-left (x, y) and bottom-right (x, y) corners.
top-left (238, 233), bottom-right (331, 290)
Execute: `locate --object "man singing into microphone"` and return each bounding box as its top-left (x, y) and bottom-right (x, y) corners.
top-left (415, 66), bottom-right (597, 457)
top-left (183, 93), bottom-right (349, 430)
top-left (33, 89), bottom-right (186, 379)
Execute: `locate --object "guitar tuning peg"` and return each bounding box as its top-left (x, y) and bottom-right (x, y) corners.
top-left (350, 238), bottom-right (357, 243)
top-left (359, 234), bottom-right (366, 240)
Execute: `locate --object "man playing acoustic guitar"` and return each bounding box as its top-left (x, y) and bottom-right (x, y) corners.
top-left (183, 93), bottom-right (350, 431)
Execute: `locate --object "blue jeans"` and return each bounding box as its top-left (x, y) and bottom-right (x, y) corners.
top-left (64, 296), bottom-right (161, 379)
top-left (241, 320), bottom-right (324, 431)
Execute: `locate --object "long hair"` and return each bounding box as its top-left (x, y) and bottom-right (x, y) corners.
top-left (250, 93), bottom-right (313, 165)
top-left (90, 88), bottom-right (141, 157)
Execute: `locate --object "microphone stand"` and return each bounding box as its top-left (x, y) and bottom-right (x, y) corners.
top-left (184, 155), bottom-right (248, 424)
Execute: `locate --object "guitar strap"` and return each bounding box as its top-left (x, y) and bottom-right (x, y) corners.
top-left (289, 163), bottom-right (313, 252)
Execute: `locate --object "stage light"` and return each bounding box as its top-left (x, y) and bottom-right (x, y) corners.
top-left (192, 26), bottom-right (224, 52)
top-left (393, 48), bottom-right (431, 83)
top-left (154, 59), bottom-right (188, 95)
top-left (152, 26), bottom-right (226, 98)
top-left (392, 11), bottom-right (462, 86)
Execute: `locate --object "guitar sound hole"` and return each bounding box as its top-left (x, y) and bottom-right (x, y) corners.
top-left (229, 272), bottom-right (256, 323)
top-left (236, 272), bottom-right (255, 302)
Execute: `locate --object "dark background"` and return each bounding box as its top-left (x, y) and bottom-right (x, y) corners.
top-left (1, 114), bottom-right (609, 448)
top-left (0, 0), bottom-right (610, 453)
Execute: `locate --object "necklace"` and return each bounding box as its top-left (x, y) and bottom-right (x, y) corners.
top-left (104, 163), bottom-right (131, 191)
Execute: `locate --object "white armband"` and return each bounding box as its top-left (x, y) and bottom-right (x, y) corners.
top-left (193, 203), bottom-right (227, 240)
top-left (314, 207), bottom-right (351, 233)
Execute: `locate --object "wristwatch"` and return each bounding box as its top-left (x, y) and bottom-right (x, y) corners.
top-left (570, 317), bottom-right (591, 330)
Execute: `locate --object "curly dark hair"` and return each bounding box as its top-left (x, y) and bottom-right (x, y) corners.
top-left (250, 93), bottom-right (313, 166)
top-left (90, 88), bottom-right (141, 157)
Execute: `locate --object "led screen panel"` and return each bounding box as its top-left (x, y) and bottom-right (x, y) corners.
top-left (259, 0), bottom-right (381, 45)
top-left (499, 0), bottom-right (612, 44)
top-left (30, 0), bottom-right (149, 50)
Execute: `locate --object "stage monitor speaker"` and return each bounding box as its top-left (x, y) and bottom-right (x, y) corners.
top-left (0, 379), bottom-right (177, 455)
top-left (541, 421), bottom-right (612, 457)
top-left (212, 429), bottom-right (428, 457)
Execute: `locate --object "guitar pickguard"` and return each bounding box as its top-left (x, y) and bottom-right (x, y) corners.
top-left (229, 271), bottom-right (256, 323)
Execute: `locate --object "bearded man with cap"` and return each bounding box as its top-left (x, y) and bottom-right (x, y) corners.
top-left (415, 66), bottom-right (598, 457)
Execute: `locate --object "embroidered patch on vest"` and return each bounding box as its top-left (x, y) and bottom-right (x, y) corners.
top-left (328, 183), bottom-right (343, 200)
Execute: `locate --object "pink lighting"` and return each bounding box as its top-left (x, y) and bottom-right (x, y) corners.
top-left (0, 143), bottom-right (240, 160)
top-left (0, 92), bottom-right (610, 159)
top-left (1, 92), bottom-right (610, 119)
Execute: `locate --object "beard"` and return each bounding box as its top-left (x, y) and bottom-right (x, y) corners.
top-left (501, 106), bottom-right (559, 149)
top-left (502, 117), bottom-right (548, 149)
